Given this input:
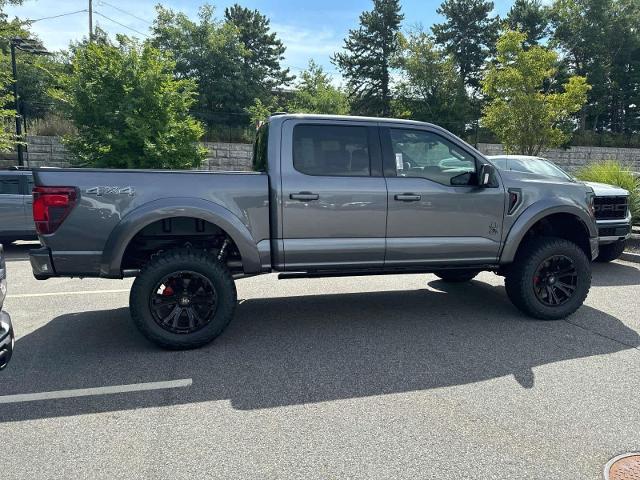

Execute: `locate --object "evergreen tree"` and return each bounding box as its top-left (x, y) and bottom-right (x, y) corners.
top-left (224, 4), bottom-right (293, 98)
top-left (506, 0), bottom-right (549, 47)
top-left (432, 0), bottom-right (499, 90)
top-left (332, 0), bottom-right (403, 117)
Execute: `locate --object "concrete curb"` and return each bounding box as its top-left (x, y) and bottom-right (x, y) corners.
top-left (620, 251), bottom-right (640, 263)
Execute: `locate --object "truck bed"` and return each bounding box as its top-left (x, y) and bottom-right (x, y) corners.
top-left (32, 168), bottom-right (270, 277)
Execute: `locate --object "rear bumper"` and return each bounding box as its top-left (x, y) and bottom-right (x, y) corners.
top-left (30, 246), bottom-right (55, 279)
top-left (0, 310), bottom-right (14, 370)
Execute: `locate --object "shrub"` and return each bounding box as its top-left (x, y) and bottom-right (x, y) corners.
top-left (576, 160), bottom-right (640, 224)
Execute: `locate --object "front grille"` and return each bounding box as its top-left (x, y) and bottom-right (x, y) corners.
top-left (594, 196), bottom-right (628, 220)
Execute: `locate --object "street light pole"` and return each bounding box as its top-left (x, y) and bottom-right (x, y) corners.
top-left (89, 0), bottom-right (93, 42)
top-left (9, 42), bottom-right (24, 167)
top-left (8, 38), bottom-right (50, 168)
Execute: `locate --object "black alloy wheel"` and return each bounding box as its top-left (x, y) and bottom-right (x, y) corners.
top-left (150, 271), bottom-right (218, 334)
top-left (532, 255), bottom-right (578, 306)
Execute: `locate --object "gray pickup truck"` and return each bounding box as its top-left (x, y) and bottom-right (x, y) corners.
top-left (30, 114), bottom-right (599, 349)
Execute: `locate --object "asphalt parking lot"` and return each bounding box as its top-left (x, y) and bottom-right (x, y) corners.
top-left (1, 243), bottom-right (639, 479)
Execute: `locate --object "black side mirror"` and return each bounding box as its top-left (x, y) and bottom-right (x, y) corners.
top-left (478, 163), bottom-right (496, 187)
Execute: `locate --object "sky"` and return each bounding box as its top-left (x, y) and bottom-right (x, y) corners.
top-left (5, 0), bottom-right (515, 81)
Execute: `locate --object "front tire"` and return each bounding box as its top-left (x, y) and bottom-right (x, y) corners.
top-left (130, 248), bottom-right (237, 349)
top-left (504, 237), bottom-right (591, 320)
top-left (434, 269), bottom-right (479, 282)
top-left (595, 240), bottom-right (625, 262)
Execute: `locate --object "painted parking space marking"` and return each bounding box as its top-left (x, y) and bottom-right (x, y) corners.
top-left (8, 289), bottom-right (131, 299)
top-left (0, 379), bottom-right (192, 404)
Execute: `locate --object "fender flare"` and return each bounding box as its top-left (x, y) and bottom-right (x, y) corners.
top-left (499, 199), bottom-right (598, 263)
top-left (100, 197), bottom-right (262, 277)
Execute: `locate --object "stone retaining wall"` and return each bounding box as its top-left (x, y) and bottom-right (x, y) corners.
top-left (2, 136), bottom-right (640, 173)
top-left (0, 136), bottom-right (254, 171)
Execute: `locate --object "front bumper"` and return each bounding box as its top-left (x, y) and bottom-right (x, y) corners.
top-left (0, 310), bottom-right (14, 370)
top-left (597, 211), bottom-right (633, 245)
top-left (590, 236), bottom-right (599, 261)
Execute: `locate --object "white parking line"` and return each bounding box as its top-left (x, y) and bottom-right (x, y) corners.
top-left (0, 379), bottom-right (192, 404)
top-left (8, 289), bottom-right (130, 299)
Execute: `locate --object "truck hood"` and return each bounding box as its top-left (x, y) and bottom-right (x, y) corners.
top-left (581, 181), bottom-right (629, 197)
top-left (499, 169), bottom-right (582, 187)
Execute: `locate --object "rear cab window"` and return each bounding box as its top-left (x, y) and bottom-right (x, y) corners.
top-left (293, 125), bottom-right (371, 177)
top-left (252, 122), bottom-right (269, 172)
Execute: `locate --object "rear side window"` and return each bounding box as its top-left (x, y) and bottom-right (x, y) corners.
top-left (293, 125), bottom-right (370, 177)
top-left (0, 176), bottom-right (20, 195)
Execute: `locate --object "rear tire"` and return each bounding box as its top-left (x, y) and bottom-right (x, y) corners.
top-left (434, 269), bottom-right (479, 282)
top-left (130, 248), bottom-right (237, 350)
top-left (504, 237), bottom-right (591, 320)
top-left (595, 240), bottom-right (625, 262)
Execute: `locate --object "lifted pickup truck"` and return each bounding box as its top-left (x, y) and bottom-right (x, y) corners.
top-left (30, 114), bottom-right (599, 349)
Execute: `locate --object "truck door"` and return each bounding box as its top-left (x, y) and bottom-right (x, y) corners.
top-left (279, 119), bottom-right (387, 270)
top-left (381, 126), bottom-right (505, 266)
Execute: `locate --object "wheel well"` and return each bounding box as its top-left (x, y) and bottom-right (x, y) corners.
top-left (121, 217), bottom-right (243, 274)
top-left (516, 213), bottom-right (592, 260)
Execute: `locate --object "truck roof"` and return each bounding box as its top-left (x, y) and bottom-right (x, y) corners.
top-left (267, 113), bottom-right (441, 130)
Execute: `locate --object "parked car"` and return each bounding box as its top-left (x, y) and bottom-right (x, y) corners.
top-left (0, 244), bottom-right (14, 370)
top-left (30, 114), bottom-right (599, 349)
top-left (487, 155), bottom-right (632, 262)
top-left (0, 168), bottom-right (37, 244)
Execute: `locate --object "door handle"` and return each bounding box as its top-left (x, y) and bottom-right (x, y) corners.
top-left (290, 192), bottom-right (319, 201)
top-left (394, 193), bottom-right (421, 202)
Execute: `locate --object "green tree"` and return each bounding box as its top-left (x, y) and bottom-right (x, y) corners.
top-left (224, 4), bottom-right (293, 104)
top-left (481, 30), bottom-right (590, 155)
top-left (394, 30), bottom-right (471, 135)
top-left (152, 4), bottom-right (290, 130)
top-left (151, 5), bottom-right (247, 128)
top-left (549, 0), bottom-right (620, 133)
top-left (332, 0), bottom-right (403, 117)
top-left (288, 60), bottom-right (349, 115)
top-left (432, 0), bottom-right (500, 90)
top-left (56, 36), bottom-right (205, 169)
top-left (506, 0), bottom-right (549, 47)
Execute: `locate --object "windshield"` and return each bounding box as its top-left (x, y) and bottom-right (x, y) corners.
top-left (492, 157), bottom-right (572, 180)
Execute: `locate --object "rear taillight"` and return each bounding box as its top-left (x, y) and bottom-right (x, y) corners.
top-left (32, 186), bottom-right (78, 234)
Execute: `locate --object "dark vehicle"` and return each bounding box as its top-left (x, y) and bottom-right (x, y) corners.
top-left (30, 115), bottom-right (599, 349)
top-left (488, 155), bottom-right (632, 262)
top-left (0, 168), bottom-right (37, 244)
top-left (0, 244), bottom-right (14, 370)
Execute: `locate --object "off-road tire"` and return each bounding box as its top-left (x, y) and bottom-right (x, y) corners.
top-left (130, 248), bottom-right (237, 350)
top-left (504, 237), bottom-right (591, 320)
top-left (595, 240), bottom-right (625, 263)
top-left (434, 269), bottom-right (479, 282)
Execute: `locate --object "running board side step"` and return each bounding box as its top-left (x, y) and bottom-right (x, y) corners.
top-left (278, 265), bottom-right (498, 280)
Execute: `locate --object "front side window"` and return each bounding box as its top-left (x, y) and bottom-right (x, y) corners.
top-left (390, 129), bottom-right (476, 186)
top-left (293, 125), bottom-right (370, 177)
top-left (0, 176), bottom-right (20, 195)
